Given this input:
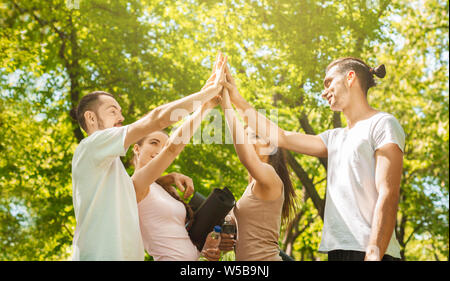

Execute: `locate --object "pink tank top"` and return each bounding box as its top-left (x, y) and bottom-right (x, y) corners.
top-left (138, 183), bottom-right (200, 261)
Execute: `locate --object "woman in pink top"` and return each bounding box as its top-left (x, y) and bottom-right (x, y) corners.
top-left (132, 103), bottom-right (224, 260)
top-left (131, 55), bottom-right (228, 261)
top-left (133, 131), bottom-right (199, 260)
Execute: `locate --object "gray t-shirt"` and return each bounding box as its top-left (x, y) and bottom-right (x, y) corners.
top-left (318, 112), bottom-right (405, 258)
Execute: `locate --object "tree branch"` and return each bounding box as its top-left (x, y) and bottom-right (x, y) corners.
top-left (62, 224), bottom-right (73, 238)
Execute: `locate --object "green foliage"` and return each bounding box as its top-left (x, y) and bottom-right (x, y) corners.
top-left (0, 0), bottom-right (448, 260)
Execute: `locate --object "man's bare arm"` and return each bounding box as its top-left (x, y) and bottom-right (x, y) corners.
top-left (366, 143), bottom-right (403, 260)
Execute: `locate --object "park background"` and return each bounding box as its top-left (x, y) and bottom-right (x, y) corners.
top-left (0, 0), bottom-right (448, 261)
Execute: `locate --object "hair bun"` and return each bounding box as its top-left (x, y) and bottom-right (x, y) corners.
top-left (372, 64), bottom-right (386, 78)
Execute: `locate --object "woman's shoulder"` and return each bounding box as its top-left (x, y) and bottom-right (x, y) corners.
top-left (138, 182), bottom-right (164, 205)
top-left (252, 176), bottom-right (283, 202)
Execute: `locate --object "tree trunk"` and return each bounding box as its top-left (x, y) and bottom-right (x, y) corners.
top-left (286, 151), bottom-right (325, 220)
top-left (66, 12), bottom-right (84, 143)
top-left (282, 209), bottom-right (304, 255)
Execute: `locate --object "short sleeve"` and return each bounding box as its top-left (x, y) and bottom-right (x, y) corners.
top-left (372, 115), bottom-right (405, 153)
top-left (318, 129), bottom-right (333, 148)
top-left (87, 125), bottom-right (129, 164)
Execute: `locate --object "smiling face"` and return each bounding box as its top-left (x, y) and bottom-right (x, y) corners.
top-left (94, 95), bottom-right (125, 130)
top-left (245, 126), bottom-right (272, 162)
top-left (83, 94), bottom-right (125, 134)
top-left (133, 131), bottom-right (169, 169)
top-left (321, 65), bottom-right (355, 112)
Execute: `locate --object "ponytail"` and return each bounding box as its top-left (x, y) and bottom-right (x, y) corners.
top-left (268, 148), bottom-right (297, 225)
top-left (369, 64), bottom-right (386, 78)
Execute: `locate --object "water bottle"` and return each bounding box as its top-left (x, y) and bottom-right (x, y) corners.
top-left (203, 225), bottom-right (222, 250)
top-left (220, 216), bottom-right (236, 260)
top-left (222, 215), bottom-right (236, 238)
top-left (209, 225), bottom-right (222, 248)
top-left (200, 225), bottom-right (222, 260)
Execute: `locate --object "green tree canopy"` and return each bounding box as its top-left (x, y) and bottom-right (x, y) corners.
top-left (0, 0), bottom-right (448, 260)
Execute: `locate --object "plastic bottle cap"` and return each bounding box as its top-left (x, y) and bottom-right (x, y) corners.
top-left (214, 225), bottom-right (222, 233)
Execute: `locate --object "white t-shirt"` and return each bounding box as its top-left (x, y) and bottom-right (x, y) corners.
top-left (318, 112), bottom-right (405, 258)
top-left (71, 126), bottom-right (144, 261)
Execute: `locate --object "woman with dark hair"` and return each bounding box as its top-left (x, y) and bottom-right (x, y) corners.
top-left (218, 86), bottom-right (297, 261)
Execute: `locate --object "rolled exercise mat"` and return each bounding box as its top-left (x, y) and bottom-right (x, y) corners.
top-left (188, 192), bottom-right (207, 212)
top-left (279, 249), bottom-right (295, 261)
top-left (187, 187), bottom-right (236, 251)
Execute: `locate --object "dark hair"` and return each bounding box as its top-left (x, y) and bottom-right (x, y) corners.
top-left (326, 57), bottom-right (386, 94)
top-left (70, 91), bottom-right (114, 132)
top-left (268, 148), bottom-right (297, 224)
top-left (132, 132), bottom-right (195, 229)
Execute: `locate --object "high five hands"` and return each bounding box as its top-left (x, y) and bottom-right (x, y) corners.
top-left (201, 51), bottom-right (242, 110)
top-left (202, 51), bottom-right (227, 93)
top-left (202, 52), bottom-right (238, 257)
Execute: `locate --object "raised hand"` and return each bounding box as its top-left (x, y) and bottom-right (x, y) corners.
top-left (220, 63), bottom-right (242, 103)
top-left (213, 54), bottom-right (227, 88)
top-left (220, 86), bottom-right (232, 110)
top-left (201, 53), bottom-right (220, 91)
top-left (202, 52), bottom-right (227, 92)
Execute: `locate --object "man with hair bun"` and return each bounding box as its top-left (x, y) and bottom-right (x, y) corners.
top-left (221, 57), bottom-right (404, 261)
top-left (318, 57), bottom-right (403, 261)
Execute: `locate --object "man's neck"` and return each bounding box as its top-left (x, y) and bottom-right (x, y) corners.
top-left (86, 124), bottom-right (106, 136)
top-left (342, 94), bottom-right (378, 129)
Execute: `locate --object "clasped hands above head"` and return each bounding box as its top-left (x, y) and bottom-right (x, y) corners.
top-left (200, 51), bottom-right (242, 109)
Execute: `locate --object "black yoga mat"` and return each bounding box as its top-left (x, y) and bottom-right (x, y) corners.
top-left (187, 187), bottom-right (236, 251)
